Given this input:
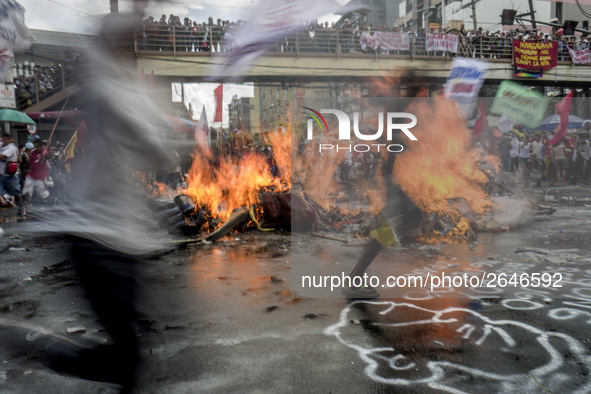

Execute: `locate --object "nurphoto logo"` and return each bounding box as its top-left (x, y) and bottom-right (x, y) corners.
top-left (303, 107), bottom-right (418, 152)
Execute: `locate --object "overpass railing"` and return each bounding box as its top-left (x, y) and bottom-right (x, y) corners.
top-left (15, 64), bottom-right (82, 110)
top-left (135, 25), bottom-right (575, 64)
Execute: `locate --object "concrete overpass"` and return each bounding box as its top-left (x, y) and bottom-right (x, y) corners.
top-left (136, 52), bottom-right (591, 87)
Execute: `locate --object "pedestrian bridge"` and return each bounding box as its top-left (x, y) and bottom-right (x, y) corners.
top-left (134, 29), bottom-right (591, 85)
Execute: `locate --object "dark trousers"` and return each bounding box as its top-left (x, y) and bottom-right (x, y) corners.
top-left (510, 156), bottom-right (519, 172)
top-left (71, 238), bottom-right (139, 389)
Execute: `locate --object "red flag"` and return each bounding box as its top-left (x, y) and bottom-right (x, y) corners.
top-left (214, 84), bottom-right (223, 123)
top-left (549, 90), bottom-right (573, 145)
top-left (472, 101), bottom-right (488, 138)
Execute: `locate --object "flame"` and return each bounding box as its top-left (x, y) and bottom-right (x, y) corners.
top-left (152, 181), bottom-right (171, 198)
top-left (483, 154), bottom-right (501, 173)
top-left (394, 99), bottom-right (492, 223)
top-left (134, 171), bottom-right (176, 199)
top-left (292, 133), bottom-right (341, 209)
top-left (184, 131), bottom-right (291, 221)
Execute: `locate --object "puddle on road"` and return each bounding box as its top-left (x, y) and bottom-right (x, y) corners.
top-left (187, 236), bottom-right (291, 303)
top-left (292, 225), bottom-right (591, 300)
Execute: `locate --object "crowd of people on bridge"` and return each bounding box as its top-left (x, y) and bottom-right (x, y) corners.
top-left (15, 47), bottom-right (86, 109)
top-left (136, 12), bottom-right (591, 62)
top-left (138, 14), bottom-right (239, 52)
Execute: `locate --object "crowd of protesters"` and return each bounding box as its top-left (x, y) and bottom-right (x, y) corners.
top-left (491, 121), bottom-right (591, 187)
top-left (0, 133), bottom-right (76, 215)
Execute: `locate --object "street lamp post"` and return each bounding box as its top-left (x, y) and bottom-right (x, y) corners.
top-left (442, 0), bottom-right (445, 30)
top-left (416, 6), bottom-right (435, 29)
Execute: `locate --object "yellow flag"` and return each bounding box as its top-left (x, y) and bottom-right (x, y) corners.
top-left (64, 132), bottom-right (77, 173)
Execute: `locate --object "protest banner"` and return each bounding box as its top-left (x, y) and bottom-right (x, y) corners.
top-left (490, 80), bottom-right (549, 128)
top-left (359, 32), bottom-right (410, 51)
top-left (567, 47), bottom-right (590, 64)
top-left (0, 83), bottom-right (15, 108)
top-left (425, 34), bottom-right (458, 53)
top-left (443, 58), bottom-right (489, 118)
top-left (513, 40), bottom-right (558, 70)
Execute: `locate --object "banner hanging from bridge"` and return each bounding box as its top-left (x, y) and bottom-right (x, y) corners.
top-left (443, 58), bottom-right (489, 118)
top-left (513, 40), bottom-right (558, 70)
top-left (359, 32), bottom-right (410, 51)
top-left (425, 34), bottom-right (458, 53)
top-left (490, 80), bottom-right (549, 128)
top-left (567, 47), bottom-right (590, 64)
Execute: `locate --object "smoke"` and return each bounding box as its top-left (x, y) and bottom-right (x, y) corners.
top-left (490, 196), bottom-right (535, 228)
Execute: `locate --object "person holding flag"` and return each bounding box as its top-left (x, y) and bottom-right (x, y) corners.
top-left (546, 91), bottom-right (574, 185)
top-left (22, 138), bottom-right (51, 209)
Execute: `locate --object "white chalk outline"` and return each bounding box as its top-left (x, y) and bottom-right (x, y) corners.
top-left (325, 300), bottom-right (591, 393)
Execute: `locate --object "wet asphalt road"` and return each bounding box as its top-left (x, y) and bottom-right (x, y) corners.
top-left (1, 185), bottom-right (591, 393)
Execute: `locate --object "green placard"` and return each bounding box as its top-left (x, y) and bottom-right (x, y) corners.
top-left (490, 81), bottom-right (549, 128)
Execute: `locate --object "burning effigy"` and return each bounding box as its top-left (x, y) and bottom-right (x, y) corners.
top-left (144, 84), bottom-right (553, 246)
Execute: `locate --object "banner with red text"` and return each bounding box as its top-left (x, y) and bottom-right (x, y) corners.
top-left (567, 47), bottom-right (590, 64)
top-left (425, 34), bottom-right (458, 53)
top-left (359, 32), bottom-right (410, 51)
top-left (444, 58), bottom-right (489, 118)
top-left (513, 40), bottom-right (558, 70)
top-left (0, 83), bottom-right (15, 108)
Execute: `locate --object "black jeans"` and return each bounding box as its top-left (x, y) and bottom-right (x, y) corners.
top-left (71, 238), bottom-right (139, 389)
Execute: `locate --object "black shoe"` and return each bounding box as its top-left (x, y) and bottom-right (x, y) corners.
top-left (48, 344), bottom-right (136, 388)
top-left (17, 207), bottom-right (25, 216)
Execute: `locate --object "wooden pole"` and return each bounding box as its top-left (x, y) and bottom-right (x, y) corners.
top-left (47, 95), bottom-right (70, 145)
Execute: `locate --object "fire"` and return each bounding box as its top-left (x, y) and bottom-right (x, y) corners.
top-left (483, 154), bottom-right (501, 173)
top-left (184, 131), bottom-right (291, 221)
top-left (394, 99), bottom-right (493, 222)
top-left (146, 81), bottom-right (495, 243)
top-left (152, 181), bottom-right (171, 198)
top-left (292, 132), bottom-right (341, 209)
top-left (134, 171), bottom-right (176, 199)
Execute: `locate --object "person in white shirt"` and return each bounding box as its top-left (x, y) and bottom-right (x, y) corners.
top-left (531, 134), bottom-right (545, 170)
top-left (519, 136), bottom-right (532, 168)
top-left (509, 137), bottom-right (520, 172)
top-left (0, 132), bottom-right (24, 214)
